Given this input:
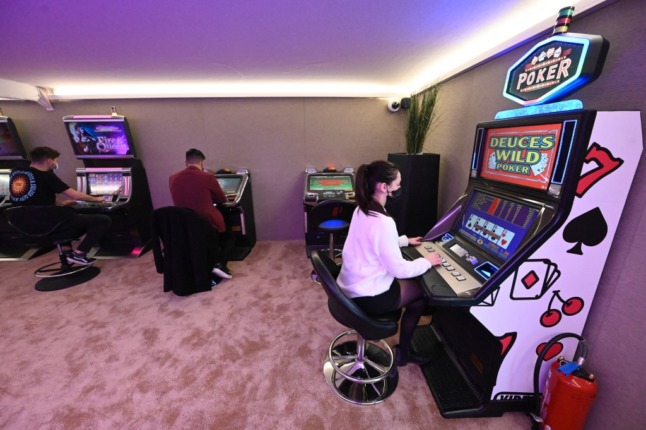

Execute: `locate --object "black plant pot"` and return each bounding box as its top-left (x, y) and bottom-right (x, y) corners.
top-left (386, 153), bottom-right (440, 237)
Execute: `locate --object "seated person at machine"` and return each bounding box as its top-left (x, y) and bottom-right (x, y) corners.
top-left (168, 148), bottom-right (234, 280)
top-left (9, 146), bottom-right (111, 265)
top-left (337, 160), bottom-right (442, 366)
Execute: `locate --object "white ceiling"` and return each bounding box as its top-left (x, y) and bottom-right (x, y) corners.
top-left (1, 0), bottom-right (607, 101)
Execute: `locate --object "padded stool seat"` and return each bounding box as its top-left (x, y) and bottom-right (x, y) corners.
top-left (5, 206), bottom-right (100, 291)
top-left (311, 250), bottom-right (400, 405)
top-left (308, 199), bottom-right (355, 261)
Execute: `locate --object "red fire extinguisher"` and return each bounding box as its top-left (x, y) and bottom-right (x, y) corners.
top-left (530, 333), bottom-right (598, 430)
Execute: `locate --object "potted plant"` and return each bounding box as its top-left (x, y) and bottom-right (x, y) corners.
top-left (405, 85), bottom-right (440, 154)
top-left (387, 85), bottom-right (441, 237)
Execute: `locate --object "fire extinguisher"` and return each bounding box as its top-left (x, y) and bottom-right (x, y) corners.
top-left (530, 333), bottom-right (598, 430)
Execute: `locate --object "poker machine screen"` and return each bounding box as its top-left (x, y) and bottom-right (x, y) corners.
top-left (455, 190), bottom-right (541, 263)
top-left (473, 113), bottom-right (586, 201)
top-left (307, 174), bottom-right (354, 192)
top-left (217, 176), bottom-right (242, 194)
top-left (0, 117), bottom-right (27, 160)
top-left (480, 123), bottom-right (562, 191)
top-left (87, 172), bottom-right (125, 196)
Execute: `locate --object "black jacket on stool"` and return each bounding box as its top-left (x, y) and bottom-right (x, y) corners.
top-left (151, 206), bottom-right (219, 296)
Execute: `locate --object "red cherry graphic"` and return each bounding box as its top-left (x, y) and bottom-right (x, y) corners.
top-left (540, 309), bottom-right (562, 327)
top-left (536, 341), bottom-right (563, 361)
top-left (562, 297), bottom-right (584, 316)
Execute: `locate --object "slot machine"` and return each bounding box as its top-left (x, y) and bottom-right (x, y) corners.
top-left (404, 10), bottom-right (643, 418)
top-left (303, 167), bottom-right (356, 257)
top-left (0, 115), bottom-right (38, 260)
top-left (62, 114), bottom-right (154, 258)
top-left (213, 169), bottom-right (256, 260)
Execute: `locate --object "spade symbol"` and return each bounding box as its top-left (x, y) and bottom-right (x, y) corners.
top-left (562, 207), bottom-right (607, 255)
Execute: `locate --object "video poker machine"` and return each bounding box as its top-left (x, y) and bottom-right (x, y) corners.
top-left (303, 167), bottom-right (356, 257)
top-left (213, 169), bottom-right (256, 260)
top-left (62, 113), bottom-right (154, 258)
top-left (402, 10), bottom-right (643, 419)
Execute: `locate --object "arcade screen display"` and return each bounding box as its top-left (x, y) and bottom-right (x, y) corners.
top-left (308, 175), bottom-right (353, 192)
top-left (456, 190), bottom-right (540, 263)
top-left (87, 172), bottom-right (125, 195)
top-left (480, 123), bottom-right (562, 191)
top-left (63, 117), bottom-right (136, 159)
top-left (217, 176), bottom-right (242, 194)
top-left (0, 118), bottom-right (27, 159)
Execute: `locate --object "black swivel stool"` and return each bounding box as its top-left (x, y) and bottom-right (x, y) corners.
top-left (308, 199), bottom-right (355, 283)
top-left (4, 205), bottom-right (100, 292)
top-left (308, 199), bottom-right (355, 260)
top-left (311, 250), bottom-right (400, 405)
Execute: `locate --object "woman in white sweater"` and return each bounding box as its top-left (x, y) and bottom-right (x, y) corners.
top-left (338, 160), bottom-right (442, 366)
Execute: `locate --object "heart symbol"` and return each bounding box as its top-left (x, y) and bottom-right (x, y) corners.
top-left (536, 341), bottom-right (563, 361)
top-left (501, 239), bottom-right (507, 246)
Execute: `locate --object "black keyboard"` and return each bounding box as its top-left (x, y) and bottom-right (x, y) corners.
top-left (73, 201), bottom-right (117, 212)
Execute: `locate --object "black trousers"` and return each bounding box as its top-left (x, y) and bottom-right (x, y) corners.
top-left (205, 225), bottom-right (235, 266)
top-left (55, 214), bottom-right (111, 254)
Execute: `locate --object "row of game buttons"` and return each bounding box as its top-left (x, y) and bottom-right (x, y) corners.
top-left (425, 244), bottom-right (466, 282)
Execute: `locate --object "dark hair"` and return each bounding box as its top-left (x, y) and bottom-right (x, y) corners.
top-left (30, 146), bottom-right (61, 163)
top-left (355, 160), bottom-right (399, 216)
top-left (185, 148), bottom-right (206, 163)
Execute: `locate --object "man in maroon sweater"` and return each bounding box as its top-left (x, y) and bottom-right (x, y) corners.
top-left (169, 148), bottom-right (234, 279)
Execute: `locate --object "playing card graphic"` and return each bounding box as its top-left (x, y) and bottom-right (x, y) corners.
top-left (530, 153), bottom-right (549, 176)
top-left (488, 152), bottom-right (497, 169)
top-left (466, 214), bottom-right (477, 230)
top-left (510, 258), bottom-right (560, 300)
top-left (498, 229), bottom-right (514, 249)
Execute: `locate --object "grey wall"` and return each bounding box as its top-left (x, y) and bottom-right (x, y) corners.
top-left (2, 98), bottom-right (406, 241)
top-left (2, 0), bottom-right (644, 427)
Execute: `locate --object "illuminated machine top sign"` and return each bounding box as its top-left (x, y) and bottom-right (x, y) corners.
top-left (503, 7), bottom-right (609, 107)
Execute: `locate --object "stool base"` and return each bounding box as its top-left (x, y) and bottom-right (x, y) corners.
top-left (323, 333), bottom-right (398, 405)
top-left (35, 266), bottom-right (101, 292)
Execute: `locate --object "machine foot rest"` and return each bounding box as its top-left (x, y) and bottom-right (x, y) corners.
top-left (412, 324), bottom-right (483, 415)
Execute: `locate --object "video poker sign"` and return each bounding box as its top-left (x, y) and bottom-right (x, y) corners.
top-left (503, 33), bottom-right (608, 106)
top-left (481, 124), bottom-right (563, 191)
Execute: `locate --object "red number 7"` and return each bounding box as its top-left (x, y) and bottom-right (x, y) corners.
top-left (576, 142), bottom-right (623, 198)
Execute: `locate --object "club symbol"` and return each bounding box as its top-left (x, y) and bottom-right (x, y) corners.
top-left (539, 290), bottom-right (585, 328)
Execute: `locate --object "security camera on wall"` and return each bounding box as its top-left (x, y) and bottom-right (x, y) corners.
top-left (387, 99), bottom-right (401, 112)
top-left (387, 97), bottom-right (411, 112)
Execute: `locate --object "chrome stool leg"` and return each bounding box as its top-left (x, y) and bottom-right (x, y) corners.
top-left (323, 330), bottom-right (398, 405)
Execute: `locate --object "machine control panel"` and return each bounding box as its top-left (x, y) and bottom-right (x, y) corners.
top-left (413, 241), bottom-right (486, 297)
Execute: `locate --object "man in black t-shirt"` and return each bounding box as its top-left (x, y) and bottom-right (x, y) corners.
top-left (10, 146), bottom-right (111, 265)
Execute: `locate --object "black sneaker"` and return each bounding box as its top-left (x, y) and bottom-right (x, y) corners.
top-left (210, 274), bottom-right (222, 286)
top-left (212, 263), bottom-right (232, 279)
top-left (66, 252), bottom-right (96, 266)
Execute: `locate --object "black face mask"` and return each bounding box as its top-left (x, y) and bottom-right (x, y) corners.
top-left (387, 187), bottom-right (403, 200)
